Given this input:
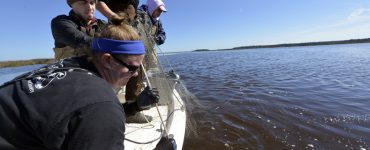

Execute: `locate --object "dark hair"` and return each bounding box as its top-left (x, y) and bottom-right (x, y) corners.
top-left (107, 0), bottom-right (139, 13)
top-left (131, 0), bottom-right (139, 10)
top-left (97, 14), bottom-right (140, 41)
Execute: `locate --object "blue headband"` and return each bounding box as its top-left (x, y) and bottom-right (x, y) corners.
top-left (91, 38), bottom-right (145, 55)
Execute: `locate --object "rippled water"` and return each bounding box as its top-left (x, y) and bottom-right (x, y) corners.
top-left (0, 64), bottom-right (44, 84)
top-left (162, 44), bottom-right (370, 150)
top-left (1, 44), bottom-right (370, 149)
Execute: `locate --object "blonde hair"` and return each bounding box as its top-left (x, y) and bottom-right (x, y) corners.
top-left (88, 14), bottom-right (141, 60)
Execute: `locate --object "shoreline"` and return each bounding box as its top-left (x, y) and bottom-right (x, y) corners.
top-left (193, 38), bottom-right (370, 52)
top-left (2, 39), bottom-right (370, 68)
top-left (0, 59), bottom-right (54, 68)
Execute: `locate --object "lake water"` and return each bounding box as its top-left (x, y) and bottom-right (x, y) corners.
top-left (1, 43), bottom-right (370, 149)
top-left (162, 43), bottom-right (370, 150)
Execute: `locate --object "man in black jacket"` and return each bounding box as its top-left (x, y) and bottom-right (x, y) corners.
top-left (51, 0), bottom-right (105, 60)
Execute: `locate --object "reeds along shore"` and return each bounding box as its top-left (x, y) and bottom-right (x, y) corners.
top-left (193, 38), bottom-right (370, 52)
top-left (3, 38), bottom-right (370, 67)
top-left (0, 58), bottom-right (54, 68)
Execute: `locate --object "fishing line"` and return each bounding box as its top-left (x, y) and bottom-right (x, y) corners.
top-left (141, 64), bottom-right (169, 137)
top-left (124, 17), bottom-right (189, 146)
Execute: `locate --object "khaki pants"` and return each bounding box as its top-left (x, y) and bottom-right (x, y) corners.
top-left (125, 67), bottom-right (145, 101)
top-left (53, 46), bottom-right (88, 60)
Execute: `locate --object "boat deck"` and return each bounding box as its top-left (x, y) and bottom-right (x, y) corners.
top-left (124, 106), bottom-right (168, 149)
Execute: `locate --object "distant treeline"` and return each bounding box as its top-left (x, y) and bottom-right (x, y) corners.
top-left (192, 38), bottom-right (370, 52)
top-left (0, 58), bottom-right (54, 68)
top-left (193, 49), bottom-right (210, 52)
top-left (231, 38), bottom-right (370, 50)
top-left (3, 38), bottom-right (370, 68)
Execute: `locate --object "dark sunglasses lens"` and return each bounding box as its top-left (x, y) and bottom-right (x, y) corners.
top-left (128, 66), bottom-right (139, 72)
top-left (113, 56), bottom-right (140, 73)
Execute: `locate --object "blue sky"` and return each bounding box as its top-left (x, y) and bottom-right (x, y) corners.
top-left (1, 0), bottom-right (370, 61)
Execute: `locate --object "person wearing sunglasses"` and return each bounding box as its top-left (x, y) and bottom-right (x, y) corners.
top-left (96, 0), bottom-right (161, 123)
top-left (0, 15), bottom-right (159, 150)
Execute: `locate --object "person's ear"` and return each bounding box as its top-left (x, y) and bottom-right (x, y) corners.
top-left (101, 53), bottom-right (115, 69)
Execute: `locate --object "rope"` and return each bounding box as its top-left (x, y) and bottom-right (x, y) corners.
top-left (124, 108), bottom-right (183, 144)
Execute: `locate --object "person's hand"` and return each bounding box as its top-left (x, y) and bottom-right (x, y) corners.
top-left (155, 36), bottom-right (165, 45)
top-left (154, 136), bottom-right (177, 150)
top-left (136, 86), bottom-right (159, 110)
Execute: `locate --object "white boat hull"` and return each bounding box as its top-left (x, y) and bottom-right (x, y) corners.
top-left (124, 88), bottom-right (186, 149)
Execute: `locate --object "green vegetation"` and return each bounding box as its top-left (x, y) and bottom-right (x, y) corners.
top-left (232, 38), bottom-right (370, 50)
top-left (3, 38), bottom-right (370, 68)
top-left (192, 38), bottom-right (370, 51)
top-left (193, 49), bottom-right (210, 52)
top-left (0, 58), bottom-right (54, 68)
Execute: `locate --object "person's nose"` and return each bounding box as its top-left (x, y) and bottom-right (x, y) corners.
top-left (131, 71), bottom-right (139, 77)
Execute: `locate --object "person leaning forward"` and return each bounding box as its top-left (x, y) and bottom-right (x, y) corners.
top-left (0, 16), bottom-right (159, 150)
top-left (96, 0), bottom-right (158, 112)
top-left (97, 0), bottom-right (159, 69)
top-left (51, 0), bottom-right (105, 60)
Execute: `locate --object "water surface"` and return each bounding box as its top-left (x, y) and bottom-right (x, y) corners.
top-left (162, 43), bottom-right (370, 150)
top-left (1, 44), bottom-right (370, 149)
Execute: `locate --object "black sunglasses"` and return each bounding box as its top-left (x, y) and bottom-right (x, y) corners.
top-left (111, 55), bottom-right (140, 73)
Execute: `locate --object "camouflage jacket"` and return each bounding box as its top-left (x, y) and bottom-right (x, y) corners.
top-left (130, 9), bottom-right (158, 69)
top-left (138, 5), bottom-right (166, 45)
